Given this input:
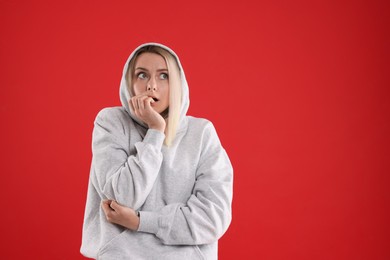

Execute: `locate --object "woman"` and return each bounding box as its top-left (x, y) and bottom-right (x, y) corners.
top-left (81, 43), bottom-right (233, 259)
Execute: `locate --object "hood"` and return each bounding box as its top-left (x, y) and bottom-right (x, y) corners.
top-left (119, 42), bottom-right (190, 130)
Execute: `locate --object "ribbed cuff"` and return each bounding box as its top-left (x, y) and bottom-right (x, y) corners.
top-left (143, 129), bottom-right (165, 148)
top-left (137, 211), bottom-right (160, 234)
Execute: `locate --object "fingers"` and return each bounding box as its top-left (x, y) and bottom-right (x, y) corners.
top-left (101, 200), bottom-right (113, 219)
top-left (131, 91), bottom-right (150, 106)
top-left (100, 200), bottom-right (140, 230)
top-left (142, 96), bottom-right (154, 111)
top-left (129, 93), bottom-right (163, 130)
top-left (137, 95), bottom-right (150, 110)
top-left (129, 95), bottom-right (154, 114)
top-left (101, 200), bottom-right (121, 223)
top-left (101, 200), bottom-right (112, 209)
top-left (110, 200), bottom-right (121, 211)
top-left (129, 97), bottom-right (136, 112)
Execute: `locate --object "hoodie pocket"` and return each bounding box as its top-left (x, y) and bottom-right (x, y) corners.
top-left (194, 245), bottom-right (206, 260)
top-left (97, 230), bottom-right (131, 260)
top-left (98, 231), bottom-right (206, 260)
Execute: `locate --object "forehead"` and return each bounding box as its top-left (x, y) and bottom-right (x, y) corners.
top-left (134, 52), bottom-right (167, 69)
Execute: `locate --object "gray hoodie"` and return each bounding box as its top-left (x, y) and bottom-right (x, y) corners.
top-left (80, 43), bottom-right (233, 260)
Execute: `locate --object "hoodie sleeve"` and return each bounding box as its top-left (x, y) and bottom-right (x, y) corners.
top-left (91, 108), bottom-right (165, 210)
top-left (137, 122), bottom-right (233, 245)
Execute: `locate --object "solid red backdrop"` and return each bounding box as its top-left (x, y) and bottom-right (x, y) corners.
top-left (0, 0), bottom-right (389, 259)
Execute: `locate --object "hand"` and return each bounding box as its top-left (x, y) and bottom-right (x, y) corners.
top-left (129, 92), bottom-right (166, 132)
top-left (101, 200), bottom-right (140, 231)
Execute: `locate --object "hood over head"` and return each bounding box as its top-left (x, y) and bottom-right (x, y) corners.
top-left (119, 43), bottom-right (190, 132)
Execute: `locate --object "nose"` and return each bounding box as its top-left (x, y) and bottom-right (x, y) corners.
top-left (146, 77), bottom-right (157, 92)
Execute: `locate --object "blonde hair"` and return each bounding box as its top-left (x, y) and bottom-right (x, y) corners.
top-left (126, 46), bottom-right (182, 146)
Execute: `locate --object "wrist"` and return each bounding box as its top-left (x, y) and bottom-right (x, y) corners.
top-left (126, 212), bottom-right (140, 231)
top-left (148, 122), bottom-right (166, 132)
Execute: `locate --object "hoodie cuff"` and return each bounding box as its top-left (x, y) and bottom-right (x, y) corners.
top-left (143, 129), bottom-right (165, 148)
top-left (137, 211), bottom-right (160, 234)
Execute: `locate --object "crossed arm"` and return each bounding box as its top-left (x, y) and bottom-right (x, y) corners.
top-left (94, 106), bottom-right (233, 245)
top-left (101, 200), bottom-right (140, 231)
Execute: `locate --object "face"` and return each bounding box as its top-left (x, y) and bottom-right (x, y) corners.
top-left (132, 52), bottom-right (169, 114)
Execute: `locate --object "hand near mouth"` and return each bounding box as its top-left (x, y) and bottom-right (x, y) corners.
top-left (129, 92), bottom-right (166, 133)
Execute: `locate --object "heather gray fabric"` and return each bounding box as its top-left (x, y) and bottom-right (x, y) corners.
top-left (81, 43), bottom-right (233, 259)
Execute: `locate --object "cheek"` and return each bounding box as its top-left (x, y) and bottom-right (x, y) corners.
top-left (132, 82), bottom-right (144, 95)
top-left (163, 85), bottom-right (170, 102)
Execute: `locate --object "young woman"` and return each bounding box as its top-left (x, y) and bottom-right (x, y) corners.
top-left (81, 43), bottom-right (233, 259)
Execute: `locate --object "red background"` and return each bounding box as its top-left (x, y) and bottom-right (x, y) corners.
top-left (1, 0), bottom-right (389, 259)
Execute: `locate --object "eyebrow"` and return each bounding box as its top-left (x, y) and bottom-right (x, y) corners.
top-left (135, 67), bottom-right (168, 72)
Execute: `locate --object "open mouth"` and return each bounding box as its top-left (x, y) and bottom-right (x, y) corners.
top-left (152, 97), bottom-right (159, 102)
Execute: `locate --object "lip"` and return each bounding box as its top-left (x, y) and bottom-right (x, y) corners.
top-left (149, 95), bottom-right (159, 102)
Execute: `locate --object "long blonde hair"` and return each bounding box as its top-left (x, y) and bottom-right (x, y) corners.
top-left (126, 45), bottom-right (182, 146)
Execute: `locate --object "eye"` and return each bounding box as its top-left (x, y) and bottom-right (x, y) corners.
top-left (159, 73), bottom-right (169, 80)
top-left (137, 72), bottom-right (147, 79)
